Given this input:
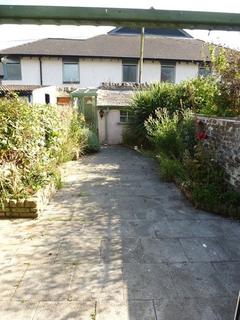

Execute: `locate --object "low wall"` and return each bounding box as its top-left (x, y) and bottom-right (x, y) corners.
top-left (198, 115), bottom-right (240, 189)
top-left (0, 182), bottom-right (56, 219)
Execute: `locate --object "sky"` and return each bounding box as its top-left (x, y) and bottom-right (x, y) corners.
top-left (0, 0), bottom-right (240, 50)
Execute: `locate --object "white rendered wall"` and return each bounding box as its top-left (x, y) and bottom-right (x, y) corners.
top-left (98, 112), bottom-right (106, 144)
top-left (107, 110), bottom-right (123, 144)
top-left (142, 60), bottom-right (160, 83)
top-left (41, 57), bottom-right (63, 85)
top-left (2, 57), bottom-right (40, 85)
top-left (98, 109), bottom-right (124, 145)
top-left (175, 62), bottom-right (198, 83)
top-left (2, 57), bottom-right (199, 87)
top-left (32, 86), bottom-right (57, 105)
top-left (80, 59), bottom-right (122, 87)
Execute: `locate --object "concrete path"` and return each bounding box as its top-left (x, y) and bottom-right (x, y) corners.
top-left (0, 146), bottom-right (240, 319)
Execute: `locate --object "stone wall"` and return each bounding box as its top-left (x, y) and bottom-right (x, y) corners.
top-left (198, 115), bottom-right (240, 189)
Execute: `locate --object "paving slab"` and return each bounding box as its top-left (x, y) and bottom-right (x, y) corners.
top-left (33, 301), bottom-right (96, 320)
top-left (0, 146), bottom-right (239, 319)
top-left (0, 301), bottom-right (38, 320)
top-left (97, 300), bottom-right (156, 320)
top-left (168, 262), bottom-right (230, 298)
top-left (154, 297), bottom-right (236, 320)
top-left (123, 263), bottom-right (176, 300)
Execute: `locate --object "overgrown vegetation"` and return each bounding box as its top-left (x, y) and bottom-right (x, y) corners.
top-left (210, 47), bottom-right (240, 115)
top-left (145, 109), bottom-right (240, 217)
top-left (123, 78), bottom-right (221, 146)
top-left (0, 96), bottom-right (99, 202)
top-left (124, 48), bottom-right (240, 218)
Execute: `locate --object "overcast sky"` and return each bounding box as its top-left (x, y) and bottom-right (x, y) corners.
top-left (0, 0), bottom-right (240, 50)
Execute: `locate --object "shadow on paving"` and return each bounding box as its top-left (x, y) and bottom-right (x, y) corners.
top-left (0, 146), bottom-right (240, 320)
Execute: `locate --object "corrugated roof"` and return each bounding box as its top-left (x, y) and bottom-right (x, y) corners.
top-left (0, 35), bottom-right (210, 61)
top-left (0, 85), bottom-right (42, 92)
top-left (97, 89), bottom-right (134, 107)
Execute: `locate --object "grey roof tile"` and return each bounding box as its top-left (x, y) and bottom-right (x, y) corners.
top-left (0, 35), bottom-right (210, 62)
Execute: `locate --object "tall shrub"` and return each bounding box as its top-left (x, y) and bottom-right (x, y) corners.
top-left (0, 96), bottom-right (87, 201)
top-left (210, 47), bottom-right (240, 115)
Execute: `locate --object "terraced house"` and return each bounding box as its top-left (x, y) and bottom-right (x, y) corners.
top-left (0, 27), bottom-right (210, 87)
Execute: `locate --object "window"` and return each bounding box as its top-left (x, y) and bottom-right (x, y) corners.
top-left (120, 110), bottom-right (132, 123)
top-left (122, 59), bottom-right (138, 82)
top-left (45, 94), bottom-right (50, 104)
top-left (161, 64), bottom-right (175, 83)
top-left (198, 65), bottom-right (211, 77)
top-left (63, 58), bottom-right (79, 83)
top-left (3, 58), bottom-right (21, 80)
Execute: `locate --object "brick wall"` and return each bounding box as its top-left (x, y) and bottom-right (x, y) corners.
top-left (197, 115), bottom-right (240, 189)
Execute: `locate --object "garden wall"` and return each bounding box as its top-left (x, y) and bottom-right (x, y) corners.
top-left (197, 115), bottom-right (240, 189)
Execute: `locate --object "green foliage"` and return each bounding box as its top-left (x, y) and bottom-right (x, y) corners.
top-left (125, 79), bottom-right (224, 146)
top-left (84, 129), bottom-right (100, 153)
top-left (176, 77), bottom-right (223, 115)
top-left (210, 47), bottom-right (240, 115)
top-left (157, 153), bottom-right (186, 182)
top-left (126, 83), bottom-right (178, 146)
top-left (182, 144), bottom-right (240, 215)
top-left (0, 96), bottom-right (90, 202)
top-left (145, 108), bottom-right (196, 159)
top-left (144, 105), bottom-right (240, 218)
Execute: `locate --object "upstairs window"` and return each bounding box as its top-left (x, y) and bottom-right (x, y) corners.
top-left (3, 58), bottom-right (22, 80)
top-left (63, 57), bottom-right (79, 83)
top-left (198, 65), bottom-right (211, 77)
top-left (161, 63), bottom-right (175, 83)
top-left (122, 59), bottom-right (138, 82)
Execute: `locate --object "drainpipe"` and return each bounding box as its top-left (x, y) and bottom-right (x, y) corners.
top-left (139, 27), bottom-right (145, 83)
top-left (104, 108), bottom-right (109, 144)
top-left (39, 57), bottom-right (43, 85)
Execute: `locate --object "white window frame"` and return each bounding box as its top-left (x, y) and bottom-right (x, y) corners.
top-left (120, 110), bottom-right (132, 123)
top-left (161, 63), bottom-right (176, 83)
top-left (62, 57), bottom-right (80, 84)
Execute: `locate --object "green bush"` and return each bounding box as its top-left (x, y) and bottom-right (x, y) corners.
top-left (84, 129), bottom-right (100, 153)
top-left (0, 96), bottom-right (88, 202)
top-left (210, 47), bottom-right (240, 115)
top-left (145, 108), bottom-right (196, 159)
top-left (144, 105), bottom-right (240, 218)
top-left (157, 153), bottom-right (186, 182)
top-left (125, 79), bottom-right (224, 147)
top-left (176, 77), bottom-right (223, 115)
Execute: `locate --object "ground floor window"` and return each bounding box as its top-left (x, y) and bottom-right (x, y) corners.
top-left (120, 110), bottom-right (132, 123)
top-left (198, 64), bottom-right (211, 77)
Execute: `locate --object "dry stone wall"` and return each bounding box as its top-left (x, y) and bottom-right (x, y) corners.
top-left (198, 115), bottom-right (240, 189)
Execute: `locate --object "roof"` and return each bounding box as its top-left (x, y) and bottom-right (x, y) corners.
top-left (108, 27), bottom-right (192, 38)
top-left (71, 88), bottom-right (97, 98)
top-left (0, 35), bottom-right (210, 62)
top-left (0, 85), bottom-right (42, 92)
top-left (97, 89), bottom-right (134, 107)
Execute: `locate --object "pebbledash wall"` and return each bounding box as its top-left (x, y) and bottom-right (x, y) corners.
top-left (2, 57), bottom-right (199, 87)
top-left (198, 115), bottom-right (240, 190)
